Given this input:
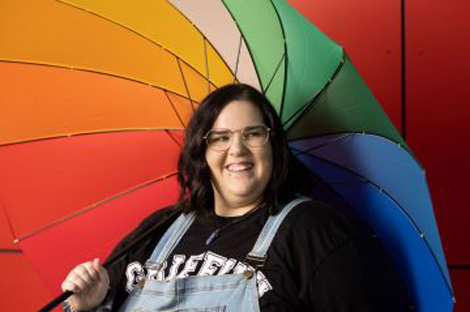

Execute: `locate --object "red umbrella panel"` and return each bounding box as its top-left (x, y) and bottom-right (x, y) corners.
top-left (2, 131), bottom-right (180, 281)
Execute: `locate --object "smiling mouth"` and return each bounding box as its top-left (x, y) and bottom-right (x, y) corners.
top-left (226, 163), bottom-right (254, 172)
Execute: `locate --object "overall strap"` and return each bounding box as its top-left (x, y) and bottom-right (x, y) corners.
top-left (145, 211), bottom-right (196, 269)
top-left (246, 197), bottom-right (311, 267)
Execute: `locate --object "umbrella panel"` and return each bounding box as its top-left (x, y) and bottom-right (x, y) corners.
top-left (223, 0), bottom-right (285, 110)
top-left (20, 175), bottom-right (179, 295)
top-left (0, 131), bottom-right (181, 243)
top-left (0, 62), bottom-right (191, 144)
top-left (286, 58), bottom-right (406, 148)
top-left (294, 145), bottom-right (454, 311)
top-left (0, 253), bottom-right (53, 312)
top-left (290, 133), bottom-right (448, 281)
top-left (272, 0), bottom-right (343, 125)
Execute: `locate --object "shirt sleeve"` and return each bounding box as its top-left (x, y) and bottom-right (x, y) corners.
top-left (304, 235), bottom-right (413, 311)
top-left (62, 291), bottom-right (114, 312)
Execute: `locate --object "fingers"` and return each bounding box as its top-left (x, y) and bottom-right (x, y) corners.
top-left (62, 272), bottom-right (88, 293)
top-left (85, 259), bottom-right (100, 282)
top-left (62, 259), bottom-right (102, 293)
top-left (62, 278), bottom-right (79, 293)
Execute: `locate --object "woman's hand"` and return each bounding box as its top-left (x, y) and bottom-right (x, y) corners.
top-left (61, 258), bottom-right (110, 311)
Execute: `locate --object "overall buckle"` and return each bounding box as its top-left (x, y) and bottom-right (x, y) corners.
top-left (245, 254), bottom-right (267, 269)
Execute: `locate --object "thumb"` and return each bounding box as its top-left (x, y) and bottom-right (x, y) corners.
top-left (93, 258), bottom-right (109, 284)
top-left (92, 258), bottom-right (100, 270)
top-left (92, 258), bottom-right (102, 280)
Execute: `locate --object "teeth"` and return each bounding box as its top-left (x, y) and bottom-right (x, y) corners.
top-left (227, 163), bottom-right (253, 172)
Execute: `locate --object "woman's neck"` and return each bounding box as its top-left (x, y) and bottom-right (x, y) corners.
top-left (213, 195), bottom-right (263, 217)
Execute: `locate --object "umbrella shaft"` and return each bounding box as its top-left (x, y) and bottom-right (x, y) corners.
top-left (39, 290), bottom-right (73, 312)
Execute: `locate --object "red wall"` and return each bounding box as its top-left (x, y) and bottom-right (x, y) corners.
top-left (289, 1), bottom-right (470, 311)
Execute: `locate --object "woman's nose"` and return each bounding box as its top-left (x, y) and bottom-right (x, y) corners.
top-left (228, 132), bottom-right (248, 155)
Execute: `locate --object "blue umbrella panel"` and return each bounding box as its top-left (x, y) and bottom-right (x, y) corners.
top-left (290, 133), bottom-right (454, 311)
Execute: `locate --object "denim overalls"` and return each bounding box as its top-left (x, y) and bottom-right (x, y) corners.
top-left (119, 197), bottom-right (309, 312)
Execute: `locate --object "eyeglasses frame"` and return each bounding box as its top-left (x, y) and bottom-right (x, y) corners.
top-left (203, 125), bottom-right (272, 151)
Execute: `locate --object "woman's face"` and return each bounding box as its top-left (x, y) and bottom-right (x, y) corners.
top-left (205, 100), bottom-right (273, 212)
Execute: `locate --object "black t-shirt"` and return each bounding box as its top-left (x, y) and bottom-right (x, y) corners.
top-left (98, 200), bottom-right (413, 311)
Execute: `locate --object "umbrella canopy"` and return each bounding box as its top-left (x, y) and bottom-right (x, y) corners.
top-left (0, 0), bottom-right (453, 311)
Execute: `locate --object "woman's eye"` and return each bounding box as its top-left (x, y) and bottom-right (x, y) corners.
top-left (246, 130), bottom-right (262, 138)
top-left (212, 135), bottom-right (230, 142)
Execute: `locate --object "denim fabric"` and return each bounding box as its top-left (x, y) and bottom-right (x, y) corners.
top-left (119, 198), bottom-right (310, 312)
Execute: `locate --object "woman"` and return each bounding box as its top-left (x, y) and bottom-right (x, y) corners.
top-left (62, 83), bottom-right (412, 311)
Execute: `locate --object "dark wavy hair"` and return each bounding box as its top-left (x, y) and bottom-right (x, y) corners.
top-left (175, 83), bottom-right (313, 215)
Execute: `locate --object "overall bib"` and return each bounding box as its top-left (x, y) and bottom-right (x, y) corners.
top-left (119, 197), bottom-right (309, 312)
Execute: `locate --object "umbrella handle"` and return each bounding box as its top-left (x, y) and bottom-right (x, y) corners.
top-left (38, 290), bottom-right (73, 312)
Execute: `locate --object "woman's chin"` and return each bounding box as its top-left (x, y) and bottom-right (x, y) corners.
top-left (224, 186), bottom-right (262, 203)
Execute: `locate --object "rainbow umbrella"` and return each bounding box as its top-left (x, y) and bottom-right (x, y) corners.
top-left (0, 1), bottom-right (453, 311)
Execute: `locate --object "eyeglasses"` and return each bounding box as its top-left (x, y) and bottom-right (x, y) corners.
top-left (203, 125), bottom-right (271, 151)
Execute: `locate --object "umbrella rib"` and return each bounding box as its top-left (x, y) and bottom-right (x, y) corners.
top-left (204, 38), bottom-right (211, 94)
top-left (292, 133), bottom-right (356, 154)
top-left (15, 172), bottom-right (179, 244)
top-left (0, 195), bottom-right (19, 243)
top-left (164, 90), bottom-right (187, 128)
top-left (220, 0), bottom-right (264, 90)
top-left (290, 133), bottom-right (414, 173)
top-left (166, 0), bottom-right (238, 83)
top-left (177, 58), bottom-right (195, 112)
top-left (165, 130), bottom-right (183, 148)
top-left (55, 0), bottom-right (219, 91)
top-left (263, 52), bottom-right (286, 95)
top-left (269, 0), bottom-right (289, 120)
top-left (283, 52), bottom-right (346, 131)
top-left (0, 249), bottom-right (22, 254)
top-left (0, 128), bottom-right (185, 148)
top-left (233, 34), bottom-right (243, 83)
top-left (289, 131), bottom-right (418, 167)
top-left (0, 59), bottom-right (197, 104)
top-left (291, 147), bottom-right (454, 296)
